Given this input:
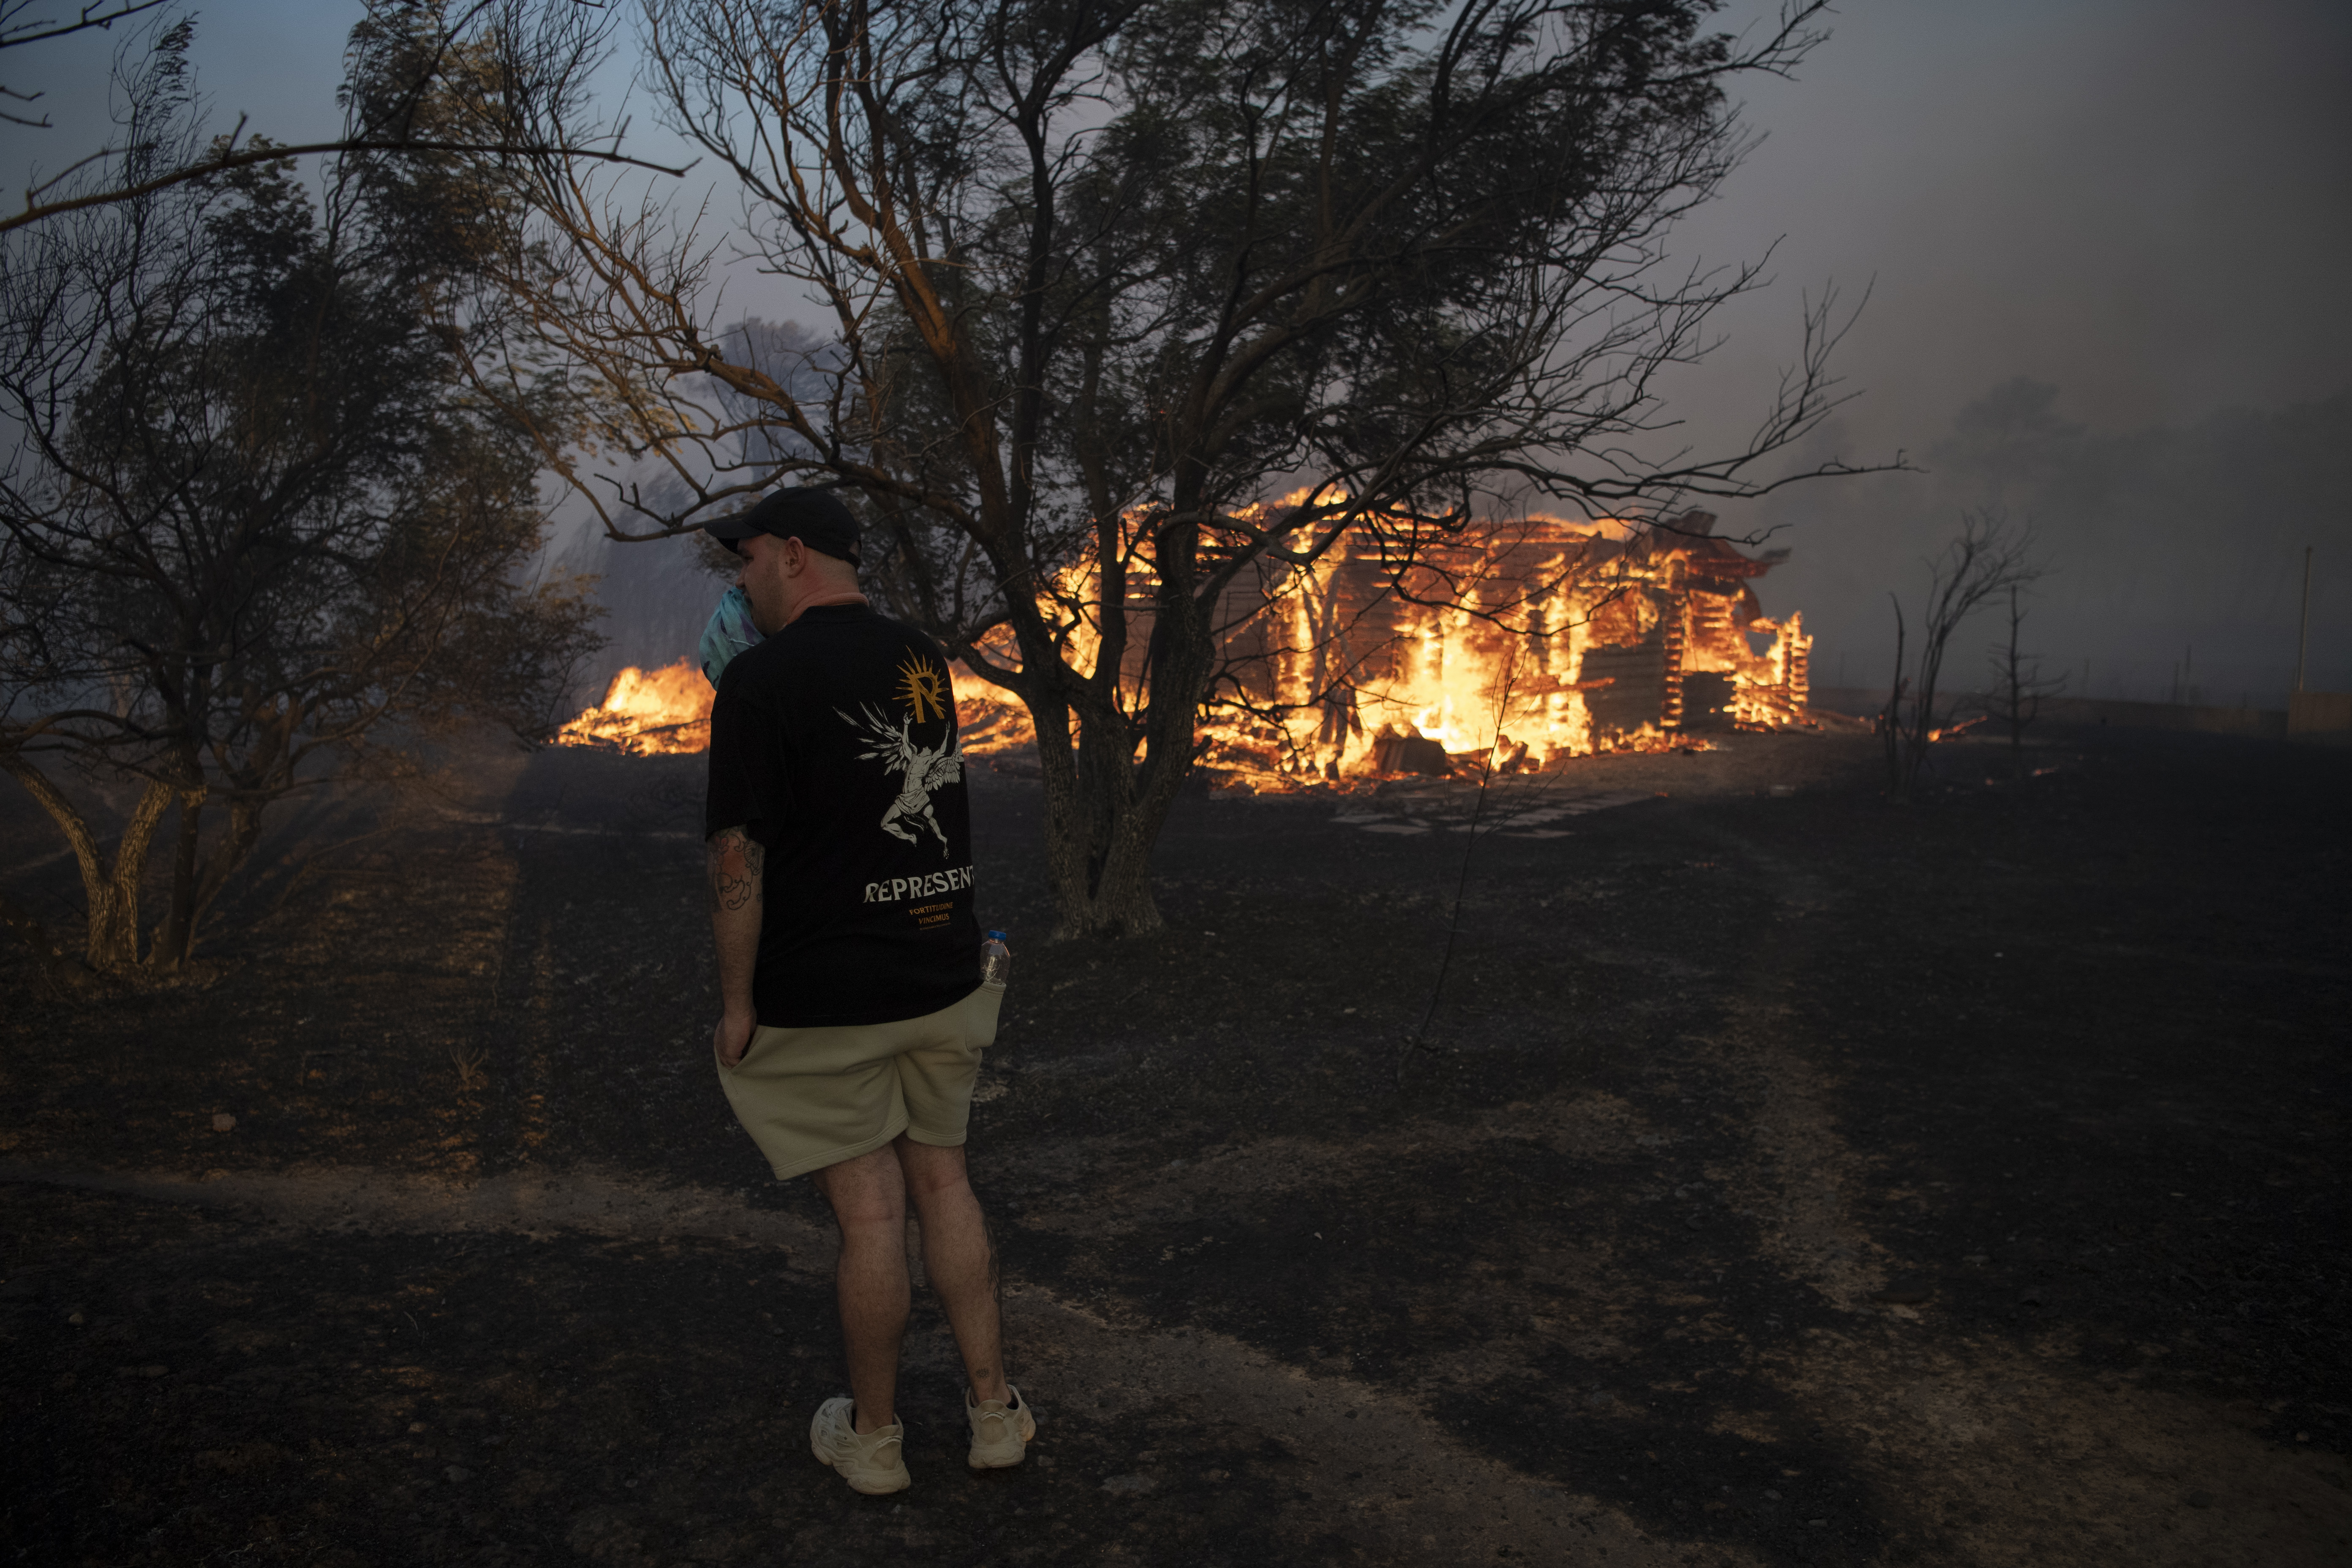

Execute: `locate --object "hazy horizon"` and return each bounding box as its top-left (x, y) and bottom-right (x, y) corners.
top-left (8, 0), bottom-right (2347, 705)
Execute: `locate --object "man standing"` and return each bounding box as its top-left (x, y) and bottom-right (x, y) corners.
top-left (702, 487), bottom-right (1034, 1496)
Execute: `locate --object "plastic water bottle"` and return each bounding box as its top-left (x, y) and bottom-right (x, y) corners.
top-left (981, 931), bottom-right (1012, 989)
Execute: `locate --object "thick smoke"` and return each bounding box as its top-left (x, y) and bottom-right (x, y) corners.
top-left (556, 318), bottom-right (830, 702)
top-left (1656, 0), bottom-right (2352, 709)
top-left (1734, 382), bottom-right (2349, 709)
top-left (537, 2), bottom-right (2352, 714)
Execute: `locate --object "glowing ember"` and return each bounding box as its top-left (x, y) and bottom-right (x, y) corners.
top-left (947, 664), bottom-right (1037, 757)
top-left (555, 659), bottom-right (713, 754)
top-left (556, 657), bottom-right (1018, 760)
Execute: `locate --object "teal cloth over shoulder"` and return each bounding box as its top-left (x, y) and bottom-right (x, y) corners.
top-left (699, 585), bottom-right (764, 687)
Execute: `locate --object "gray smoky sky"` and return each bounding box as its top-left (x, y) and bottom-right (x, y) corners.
top-left (1660, 0), bottom-right (2352, 704)
top-left (7, 0), bottom-right (2348, 702)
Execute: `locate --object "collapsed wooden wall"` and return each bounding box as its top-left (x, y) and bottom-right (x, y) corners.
top-left (1009, 509), bottom-right (1813, 773)
top-left (1206, 512), bottom-right (1813, 766)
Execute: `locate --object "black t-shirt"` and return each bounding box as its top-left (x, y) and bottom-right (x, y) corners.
top-left (704, 603), bottom-right (980, 1026)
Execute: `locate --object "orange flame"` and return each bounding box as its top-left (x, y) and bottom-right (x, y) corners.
top-left (553, 656), bottom-right (1019, 760)
top-left (948, 662), bottom-right (1037, 757)
top-left (942, 507), bottom-right (1809, 789)
top-left (553, 510), bottom-right (1811, 784)
top-left (555, 659), bottom-right (713, 754)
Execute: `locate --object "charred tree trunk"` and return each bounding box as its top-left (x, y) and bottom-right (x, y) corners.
top-left (185, 793), bottom-right (267, 954)
top-left (1882, 594), bottom-right (1907, 797)
top-left (1032, 708), bottom-right (1164, 939)
top-left (1999, 585), bottom-right (2034, 776)
top-left (1037, 757), bottom-right (1168, 939)
top-left (0, 757), bottom-right (174, 971)
top-left (1884, 515), bottom-right (2037, 799)
top-left (152, 784), bottom-right (208, 971)
top-left (1022, 575), bottom-right (1215, 940)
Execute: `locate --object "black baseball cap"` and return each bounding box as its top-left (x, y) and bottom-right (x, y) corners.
top-left (703, 486), bottom-right (862, 565)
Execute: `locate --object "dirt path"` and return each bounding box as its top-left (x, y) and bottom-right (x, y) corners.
top-left (4, 724), bottom-right (2347, 1566)
top-left (11, 1094), bottom-right (2344, 1568)
top-left (1, 1159), bottom-right (1701, 1565)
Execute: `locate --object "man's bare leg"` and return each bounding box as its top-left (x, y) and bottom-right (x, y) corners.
top-left (895, 1137), bottom-right (1010, 1404)
top-left (813, 1145), bottom-right (910, 1434)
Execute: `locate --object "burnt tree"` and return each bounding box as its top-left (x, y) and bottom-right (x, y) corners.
top-left (1881, 512), bottom-right (2039, 800)
top-left (1980, 582), bottom-right (2064, 776)
top-left (0, 21), bottom-right (599, 975)
top-left (0, 1), bottom-right (689, 237)
top-left (469, 0), bottom-right (1879, 936)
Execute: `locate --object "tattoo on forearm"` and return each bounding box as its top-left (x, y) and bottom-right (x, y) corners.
top-left (706, 827), bottom-right (764, 913)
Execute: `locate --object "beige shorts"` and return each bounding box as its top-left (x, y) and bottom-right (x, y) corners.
top-left (716, 985), bottom-right (1002, 1180)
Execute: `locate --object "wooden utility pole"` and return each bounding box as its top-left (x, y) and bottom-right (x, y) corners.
top-left (2295, 546), bottom-right (2313, 693)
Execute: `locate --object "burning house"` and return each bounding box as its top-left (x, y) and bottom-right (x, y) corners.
top-left (555, 509), bottom-right (1812, 777)
top-left (1195, 509), bottom-right (1812, 779)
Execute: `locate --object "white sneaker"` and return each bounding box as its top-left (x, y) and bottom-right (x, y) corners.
top-left (810, 1396), bottom-right (910, 1494)
top-left (965, 1386), bottom-right (1036, 1469)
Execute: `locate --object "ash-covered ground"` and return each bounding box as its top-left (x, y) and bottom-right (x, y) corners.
top-left (1, 722), bottom-right (2347, 1566)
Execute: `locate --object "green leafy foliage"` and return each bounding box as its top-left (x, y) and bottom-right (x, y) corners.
top-left (0, 19), bottom-right (602, 973)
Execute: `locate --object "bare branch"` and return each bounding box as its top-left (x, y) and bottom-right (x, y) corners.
top-left (3, 133), bottom-right (691, 236)
top-left (468, 0), bottom-right (1882, 934)
top-left (0, 0), bottom-right (172, 52)
top-left (1881, 510), bottom-right (2044, 797)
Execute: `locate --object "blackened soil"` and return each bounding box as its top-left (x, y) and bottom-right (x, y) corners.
top-left (2, 724), bottom-right (2348, 1566)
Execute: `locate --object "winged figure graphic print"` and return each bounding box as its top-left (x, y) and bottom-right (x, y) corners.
top-left (839, 653), bottom-right (963, 855)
